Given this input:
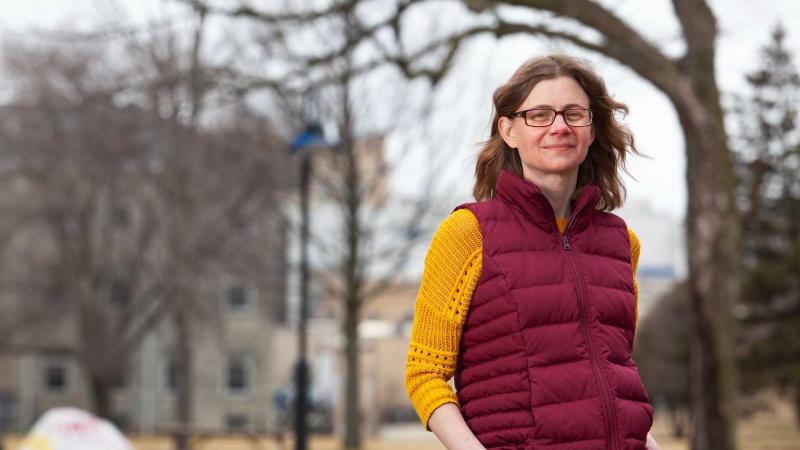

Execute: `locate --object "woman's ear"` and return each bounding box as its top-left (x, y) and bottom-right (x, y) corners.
top-left (498, 116), bottom-right (517, 149)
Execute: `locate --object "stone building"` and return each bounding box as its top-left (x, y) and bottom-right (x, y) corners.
top-left (0, 197), bottom-right (289, 435)
top-left (1, 274), bottom-right (283, 434)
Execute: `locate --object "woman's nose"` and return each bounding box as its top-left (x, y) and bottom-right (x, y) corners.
top-left (549, 113), bottom-right (571, 133)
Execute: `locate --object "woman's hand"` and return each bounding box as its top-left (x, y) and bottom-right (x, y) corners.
top-left (428, 403), bottom-right (486, 450)
top-left (646, 432), bottom-right (661, 450)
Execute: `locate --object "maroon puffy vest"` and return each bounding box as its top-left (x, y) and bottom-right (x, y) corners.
top-left (454, 170), bottom-right (653, 450)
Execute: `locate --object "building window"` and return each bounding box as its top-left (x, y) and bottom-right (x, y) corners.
top-left (44, 363), bottom-right (67, 392)
top-left (225, 354), bottom-right (252, 395)
top-left (163, 356), bottom-right (179, 392)
top-left (111, 203), bottom-right (129, 228)
top-left (110, 414), bottom-right (128, 430)
top-left (227, 284), bottom-right (248, 312)
top-left (110, 280), bottom-right (130, 308)
top-left (225, 413), bottom-right (248, 431)
top-left (111, 373), bottom-right (127, 389)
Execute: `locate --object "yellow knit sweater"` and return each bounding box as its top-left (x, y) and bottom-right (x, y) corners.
top-left (404, 208), bottom-right (641, 429)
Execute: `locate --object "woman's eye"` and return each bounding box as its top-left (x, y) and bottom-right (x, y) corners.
top-left (530, 112), bottom-right (551, 120)
top-left (565, 111), bottom-right (585, 120)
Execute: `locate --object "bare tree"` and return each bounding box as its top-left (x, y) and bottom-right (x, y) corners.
top-left (171, 2), bottom-right (457, 449)
top-left (111, 10), bottom-right (292, 448)
top-left (0, 40), bottom-right (166, 420)
top-left (299, 23), bottom-right (444, 450)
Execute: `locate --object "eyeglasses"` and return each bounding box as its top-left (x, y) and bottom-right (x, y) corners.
top-left (511, 107), bottom-right (594, 127)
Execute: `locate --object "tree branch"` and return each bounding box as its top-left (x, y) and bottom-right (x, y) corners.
top-left (177, 0), bottom-right (358, 25)
top-left (466, 0), bottom-right (682, 95)
top-left (671, 0), bottom-right (717, 66)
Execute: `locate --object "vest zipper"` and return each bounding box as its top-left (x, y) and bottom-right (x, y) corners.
top-left (560, 233), bottom-right (621, 450)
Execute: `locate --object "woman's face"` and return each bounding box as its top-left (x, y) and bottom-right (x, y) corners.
top-left (498, 76), bottom-right (595, 184)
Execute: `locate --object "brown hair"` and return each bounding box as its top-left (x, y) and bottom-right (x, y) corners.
top-left (473, 54), bottom-right (641, 210)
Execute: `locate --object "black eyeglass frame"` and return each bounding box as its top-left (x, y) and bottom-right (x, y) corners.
top-left (510, 107), bottom-right (594, 127)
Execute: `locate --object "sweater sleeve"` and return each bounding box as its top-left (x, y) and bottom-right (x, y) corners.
top-left (627, 227), bottom-right (641, 324)
top-left (405, 208), bottom-right (482, 430)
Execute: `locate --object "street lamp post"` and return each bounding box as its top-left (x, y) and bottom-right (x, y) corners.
top-left (290, 124), bottom-right (334, 450)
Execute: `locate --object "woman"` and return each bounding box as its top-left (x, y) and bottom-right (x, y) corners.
top-left (405, 54), bottom-right (660, 450)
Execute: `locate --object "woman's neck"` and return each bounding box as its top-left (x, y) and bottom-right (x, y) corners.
top-left (523, 169), bottom-right (577, 218)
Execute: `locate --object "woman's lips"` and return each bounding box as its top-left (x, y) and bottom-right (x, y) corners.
top-left (543, 144), bottom-right (575, 150)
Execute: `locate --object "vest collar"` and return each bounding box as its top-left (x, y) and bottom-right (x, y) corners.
top-left (495, 169), bottom-right (600, 234)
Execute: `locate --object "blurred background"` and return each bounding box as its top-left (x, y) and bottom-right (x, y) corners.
top-left (0, 1), bottom-right (798, 449)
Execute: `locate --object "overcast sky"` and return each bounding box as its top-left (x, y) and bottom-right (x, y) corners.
top-left (2, 0), bottom-right (800, 223)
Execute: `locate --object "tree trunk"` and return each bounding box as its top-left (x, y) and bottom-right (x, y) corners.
top-left (673, 86), bottom-right (739, 450)
top-left (663, 4), bottom-right (740, 445)
top-left (90, 379), bottom-right (112, 422)
top-left (173, 307), bottom-right (193, 450)
top-left (669, 407), bottom-right (685, 439)
top-left (343, 291), bottom-right (360, 450)
top-left (340, 73), bottom-right (363, 450)
top-left (795, 387), bottom-right (800, 430)
top-left (341, 176), bottom-right (363, 450)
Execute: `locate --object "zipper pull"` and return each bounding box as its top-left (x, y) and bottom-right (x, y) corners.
top-left (562, 235), bottom-right (571, 250)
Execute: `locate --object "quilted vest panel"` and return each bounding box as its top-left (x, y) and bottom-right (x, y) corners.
top-left (454, 170), bottom-right (653, 450)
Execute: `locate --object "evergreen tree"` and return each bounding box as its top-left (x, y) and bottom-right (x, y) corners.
top-left (733, 23), bottom-right (800, 425)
